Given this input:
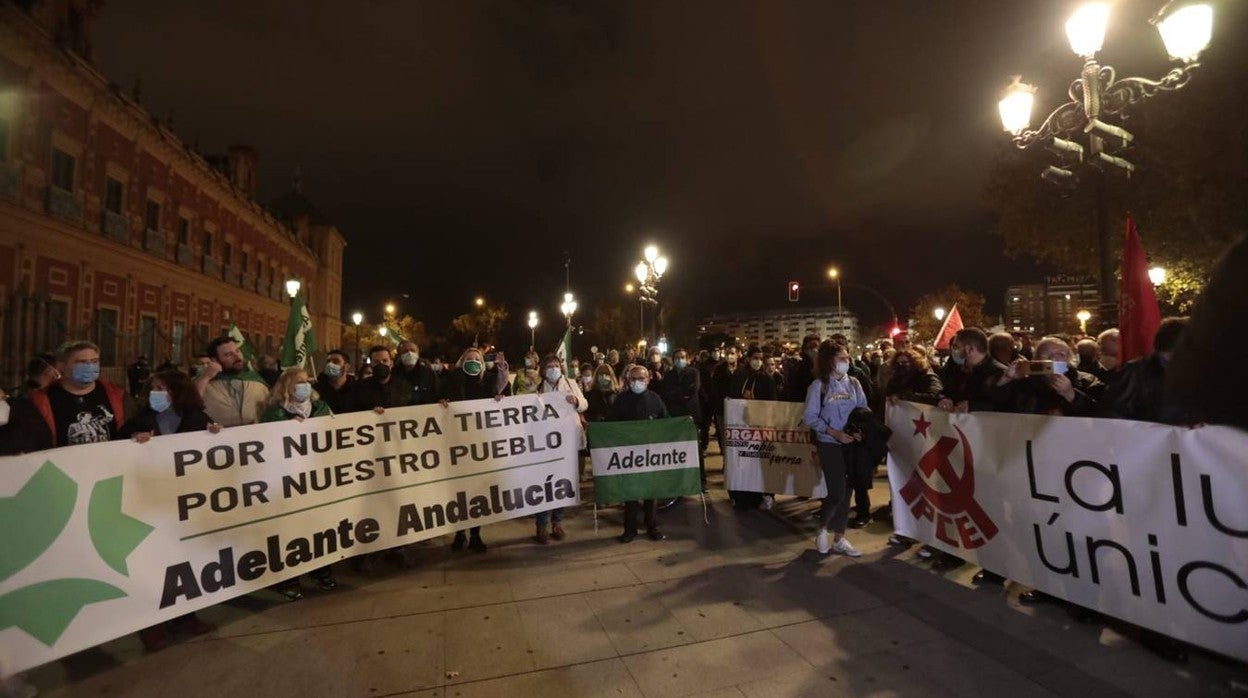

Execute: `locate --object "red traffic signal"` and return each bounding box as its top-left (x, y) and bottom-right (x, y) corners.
top-left (788, 281), bottom-right (800, 302)
top-left (889, 325), bottom-right (901, 337)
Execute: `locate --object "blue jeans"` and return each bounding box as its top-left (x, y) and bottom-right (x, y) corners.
top-left (535, 508), bottom-right (563, 526)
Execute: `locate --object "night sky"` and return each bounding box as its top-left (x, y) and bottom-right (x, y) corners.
top-left (90, 1), bottom-right (1227, 334)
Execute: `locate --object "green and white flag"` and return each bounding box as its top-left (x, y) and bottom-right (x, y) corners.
top-left (280, 294), bottom-right (317, 369)
top-left (588, 417), bottom-right (701, 503)
top-left (227, 323), bottom-right (255, 365)
top-left (555, 327), bottom-right (571, 373)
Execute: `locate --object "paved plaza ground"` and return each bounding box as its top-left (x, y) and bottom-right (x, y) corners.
top-left (24, 452), bottom-right (1246, 698)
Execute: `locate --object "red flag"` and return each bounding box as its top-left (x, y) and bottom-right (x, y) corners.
top-left (1118, 215), bottom-right (1162, 364)
top-left (934, 304), bottom-right (964, 350)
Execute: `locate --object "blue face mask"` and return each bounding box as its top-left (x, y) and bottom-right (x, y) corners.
top-left (71, 362), bottom-right (100, 384)
top-left (951, 350), bottom-right (967, 366)
top-left (675, 358), bottom-right (688, 370)
top-left (1051, 361), bottom-right (1069, 375)
top-left (149, 390), bottom-right (171, 413)
top-left (630, 380), bottom-right (647, 394)
top-left (324, 363), bottom-right (343, 378)
top-left (293, 382), bottom-right (313, 402)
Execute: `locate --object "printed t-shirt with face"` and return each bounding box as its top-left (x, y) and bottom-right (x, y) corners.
top-left (46, 383), bottom-right (118, 445)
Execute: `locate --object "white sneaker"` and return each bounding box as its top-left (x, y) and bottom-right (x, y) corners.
top-left (761, 495), bottom-right (775, 510)
top-left (816, 529), bottom-right (831, 554)
top-left (833, 537), bottom-right (862, 557)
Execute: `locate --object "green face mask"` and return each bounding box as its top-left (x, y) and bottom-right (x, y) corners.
top-left (463, 360), bottom-right (483, 376)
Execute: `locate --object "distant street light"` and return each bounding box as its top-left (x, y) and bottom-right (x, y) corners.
top-left (527, 310), bottom-right (539, 350)
top-left (624, 283), bottom-right (635, 294)
top-left (378, 326), bottom-right (388, 343)
top-left (351, 311), bottom-right (364, 368)
top-left (285, 278), bottom-right (301, 299)
top-left (827, 267), bottom-right (842, 333)
top-left (997, 2), bottom-right (1213, 331)
top-left (1076, 309), bottom-right (1092, 334)
top-left (934, 307), bottom-right (947, 322)
top-left (384, 302), bottom-right (396, 316)
top-left (474, 296), bottom-right (485, 308)
top-left (1148, 266), bottom-right (1167, 286)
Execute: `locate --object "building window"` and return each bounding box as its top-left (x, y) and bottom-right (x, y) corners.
top-left (95, 308), bottom-right (119, 367)
top-left (50, 148), bottom-right (75, 191)
top-left (223, 242), bottom-right (232, 268)
top-left (145, 200), bottom-right (160, 231)
top-left (240, 251), bottom-right (249, 274)
top-left (46, 299), bottom-right (69, 350)
top-left (177, 217), bottom-right (190, 246)
top-left (172, 321), bottom-right (186, 363)
top-left (140, 315), bottom-right (157, 360)
top-left (203, 231), bottom-right (214, 257)
top-left (104, 177), bottom-right (124, 214)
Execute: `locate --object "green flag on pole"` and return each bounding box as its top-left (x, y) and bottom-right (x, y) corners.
top-left (280, 293), bottom-right (317, 369)
top-left (555, 327), bottom-right (571, 373)
top-left (227, 323), bottom-right (255, 365)
top-left (587, 417), bottom-right (701, 503)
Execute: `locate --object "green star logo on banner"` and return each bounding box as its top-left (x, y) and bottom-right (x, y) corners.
top-left (0, 462), bottom-right (154, 645)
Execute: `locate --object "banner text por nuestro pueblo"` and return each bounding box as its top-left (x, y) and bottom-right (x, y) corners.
top-left (167, 403), bottom-right (563, 522)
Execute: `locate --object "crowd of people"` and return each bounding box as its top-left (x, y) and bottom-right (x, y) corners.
top-left (0, 296), bottom-right (1232, 664)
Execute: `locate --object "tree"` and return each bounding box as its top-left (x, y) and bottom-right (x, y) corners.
top-left (588, 302), bottom-right (634, 353)
top-left (986, 39), bottom-right (1248, 312)
top-left (339, 314), bottom-right (430, 366)
top-left (450, 303), bottom-right (509, 348)
top-left (908, 285), bottom-right (986, 342)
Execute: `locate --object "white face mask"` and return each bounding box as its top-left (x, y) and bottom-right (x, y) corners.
top-left (834, 361), bottom-right (850, 376)
top-left (630, 379), bottom-right (647, 394)
top-left (749, 359), bottom-right (763, 371)
top-left (431, 362), bottom-right (443, 372)
top-left (400, 351), bottom-right (418, 367)
top-left (545, 367), bottom-right (562, 383)
top-left (1051, 360), bottom-right (1069, 375)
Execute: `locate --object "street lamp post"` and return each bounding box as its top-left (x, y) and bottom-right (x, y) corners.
top-left (634, 245), bottom-right (668, 344)
top-left (351, 311), bottom-right (363, 369)
top-left (527, 311), bottom-right (538, 351)
top-left (378, 326), bottom-right (388, 346)
top-left (1148, 266), bottom-right (1167, 286)
top-left (1076, 309), bottom-right (1092, 335)
top-left (285, 278), bottom-right (301, 300)
top-left (997, 3), bottom-right (1213, 331)
top-left (827, 267), bottom-right (842, 333)
top-left (560, 293), bottom-right (577, 329)
top-left (934, 307), bottom-right (947, 322)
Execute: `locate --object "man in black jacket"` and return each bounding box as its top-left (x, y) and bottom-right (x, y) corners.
top-left (784, 335), bottom-right (821, 403)
top-left (396, 339), bottom-right (440, 405)
top-left (658, 348), bottom-right (706, 489)
top-left (315, 349), bottom-right (358, 414)
top-left (937, 328), bottom-right (1004, 413)
top-left (611, 365), bottom-right (670, 543)
top-left (350, 346), bottom-right (413, 413)
top-left (1101, 318), bottom-right (1188, 424)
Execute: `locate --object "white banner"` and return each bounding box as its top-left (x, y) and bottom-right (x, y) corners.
top-left (0, 395), bottom-right (581, 673)
top-left (722, 399), bottom-right (827, 498)
top-left (886, 401), bottom-right (1248, 661)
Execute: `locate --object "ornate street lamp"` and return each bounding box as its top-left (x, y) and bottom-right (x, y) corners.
top-left (998, 2), bottom-right (1213, 329)
top-left (934, 307), bottom-right (947, 322)
top-left (635, 245), bottom-right (668, 344)
top-left (1076, 309), bottom-right (1092, 334)
top-left (527, 310), bottom-right (538, 350)
top-left (284, 278), bottom-right (301, 299)
top-left (827, 267), bottom-right (842, 333)
top-left (1148, 266), bottom-right (1167, 286)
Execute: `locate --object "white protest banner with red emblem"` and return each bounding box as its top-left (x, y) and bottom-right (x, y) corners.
top-left (886, 401), bottom-right (1248, 661)
top-left (722, 399), bottom-right (827, 497)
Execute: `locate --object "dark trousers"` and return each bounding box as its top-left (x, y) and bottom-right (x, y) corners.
top-left (623, 500), bottom-right (658, 534)
top-left (696, 417), bottom-right (709, 486)
top-left (848, 458), bottom-right (875, 518)
top-left (816, 441), bottom-right (851, 534)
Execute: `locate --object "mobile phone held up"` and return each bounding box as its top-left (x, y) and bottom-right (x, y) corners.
top-left (1027, 360), bottom-right (1054, 376)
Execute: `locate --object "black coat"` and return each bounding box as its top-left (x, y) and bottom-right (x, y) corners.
top-left (609, 390), bottom-right (669, 421)
top-left (726, 369), bottom-right (777, 401)
top-left (1100, 354), bottom-right (1190, 425)
top-left (938, 359), bottom-right (1005, 412)
top-left (351, 374), bottom-right (414, 411)
top-left (117, 407), bottom-right (212, 438)
top-left (438, 370), bottom-right (496, 402)
top-left (990, 369), bottom-right (1103, 417)
top-left (844, 407), bottom-right (891, 489)
top-left (658, 366), bottom-right (703, 421)
top-left (885, 369), bottom-right (943, 405)
top-left (397, 362), bottom-right (440, 405)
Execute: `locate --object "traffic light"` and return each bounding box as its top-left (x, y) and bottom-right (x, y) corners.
top-left (788, 281), bottom-right (800, 302)
top-left (889, 325), bottom-right (901, 337)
